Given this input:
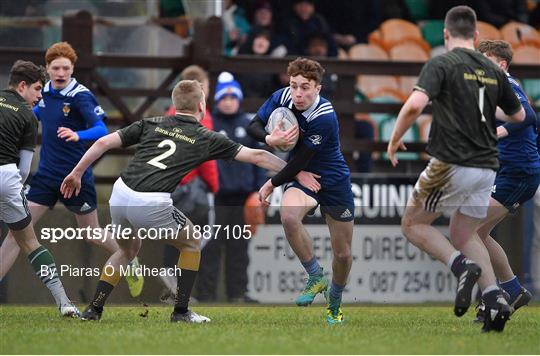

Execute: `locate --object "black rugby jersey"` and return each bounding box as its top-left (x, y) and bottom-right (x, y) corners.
top-left (118, 114), bottom-right (241, 193)
top-left (415, 47), bottom-right (521, 170)
top-left (0, 89), bottom-right (37, 166)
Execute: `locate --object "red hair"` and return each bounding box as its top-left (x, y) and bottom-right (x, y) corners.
top-left (45, 42), bottom-right (77, 65)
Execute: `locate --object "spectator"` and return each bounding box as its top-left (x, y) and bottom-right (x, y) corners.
top-left (280, 0), bottom-right (338, 57)
top-left (252, 0), bottom-right (274, 30)
top-left (237, 30), bottom-right (279, 98)
top-left (196, 72), bottom-right (266, 303)
top-left (248, 0), bottom-right (288, 56)
top-left (223, 0), bottom-right (251, 55)
top-left (320, 0), bottom-right (383, 47)
top-left (304, 32), bottom-right (337, 98)
top-left (239, 28), bottom-right (272, 55)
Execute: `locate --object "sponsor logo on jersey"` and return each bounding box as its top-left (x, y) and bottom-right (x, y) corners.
top-left (94, 105), bottom-right (105, 116)
top-left (308, 134), bottom-right (322, 145)
top-left (0, 101), bottom-right (19, 112)
top-left (154, 127), bottom-right (196, 144)
top-left (464, 72), bottom-right (497, 85)
top-left (62, 102), bottom-right (71, 117)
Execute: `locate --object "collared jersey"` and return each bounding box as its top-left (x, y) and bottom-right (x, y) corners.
top-left (0, 89), bottom-right (37, 166)
top-left (415, 47), bottom-right (521, 170)
top-left (118, 114), bottom-right (242, 193)
top-left (496, 74), bottom-right (540, 174)
top-left (257, 87), bottom-right (350, 188)
top-left (36, 78), bottom-right (105, 181)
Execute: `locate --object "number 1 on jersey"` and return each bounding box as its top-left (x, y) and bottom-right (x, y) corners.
top-left (147, 139), bottom-right (176, 169)
top-left (478, 85), bottom-right (487, 122)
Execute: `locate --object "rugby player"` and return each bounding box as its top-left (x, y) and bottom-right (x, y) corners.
top-left (60, 79), bottom-right (319, 323)
top-left (249, 58), bottom-right (354, 325)
top-left (0, 42), bottom-right (144, 297)
top-left (0, 60), bottom-right (79, 317)
top-left (474, 39), bottom-right (539, 320)
top-left (387, 6), bottom-right (525, 332)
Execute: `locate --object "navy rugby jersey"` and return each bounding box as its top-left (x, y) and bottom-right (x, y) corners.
top-left (257, 87), bottom-right (350, 188)
top-left (35, 78), bottom-right (105, 181)
top-left (497, 74), bottom-right (540, 174)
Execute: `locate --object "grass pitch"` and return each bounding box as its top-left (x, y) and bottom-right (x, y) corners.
top-left (1, 304), bottom-right (539, 354)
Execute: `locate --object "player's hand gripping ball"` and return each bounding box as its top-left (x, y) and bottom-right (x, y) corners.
top-left (265, 107), bottom-right (299, 151)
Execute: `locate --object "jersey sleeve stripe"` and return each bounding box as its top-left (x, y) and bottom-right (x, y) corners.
top-left (413, 85), bottom-right (429, 95)
top-left (307, 103), bottom-right (332, 121)
top-left (280, 87), bottom-right (291, 105)
top-left (307, 109), bottom-right (334, 122)
top-left (284, 91), bottom-right (291, 104)
top-left (306, 104), bottom-right (330, 120)
top-left (67, 86), bottom-right (90, 97)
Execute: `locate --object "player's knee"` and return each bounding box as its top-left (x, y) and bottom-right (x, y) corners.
top-left (448, 226), bottom-right (473, 249)
top-left (280, 211), bottom-right (301, 230)
top-left (333, 248), bottom-right (352, 264)
top-left (400, 219), bottom-right (413, 241)
top-left (477, 230), bottom-right (489, 241)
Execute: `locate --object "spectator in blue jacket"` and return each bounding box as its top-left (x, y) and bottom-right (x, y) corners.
top-left (196, 72), bottom-right (267, 302)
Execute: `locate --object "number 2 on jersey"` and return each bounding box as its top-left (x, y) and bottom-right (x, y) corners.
top-left (147, 139), bottom-right (176, 169)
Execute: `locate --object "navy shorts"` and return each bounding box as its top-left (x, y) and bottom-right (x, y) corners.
top-left (26, 172), bottom-right (97, 215)
top-left (492, 170), bottom-right (540, 213)
top-left (284, 180), bottom-right (355, 221)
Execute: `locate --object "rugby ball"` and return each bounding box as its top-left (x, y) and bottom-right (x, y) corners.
top-left (265, 107), bottom-right (299, 151)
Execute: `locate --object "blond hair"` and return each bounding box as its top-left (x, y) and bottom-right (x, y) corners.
top-left (171, 80), bottom-right (203, 113)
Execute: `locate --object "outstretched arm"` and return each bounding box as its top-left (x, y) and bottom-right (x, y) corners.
top-left (235, 146), bottom-right (321, 194)
top-left (60, 132), bottom-right (122, 198)
top-left (234, 146), bottom-right (286, 172)
top-left (387, 90), bottom-right (429, 167)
